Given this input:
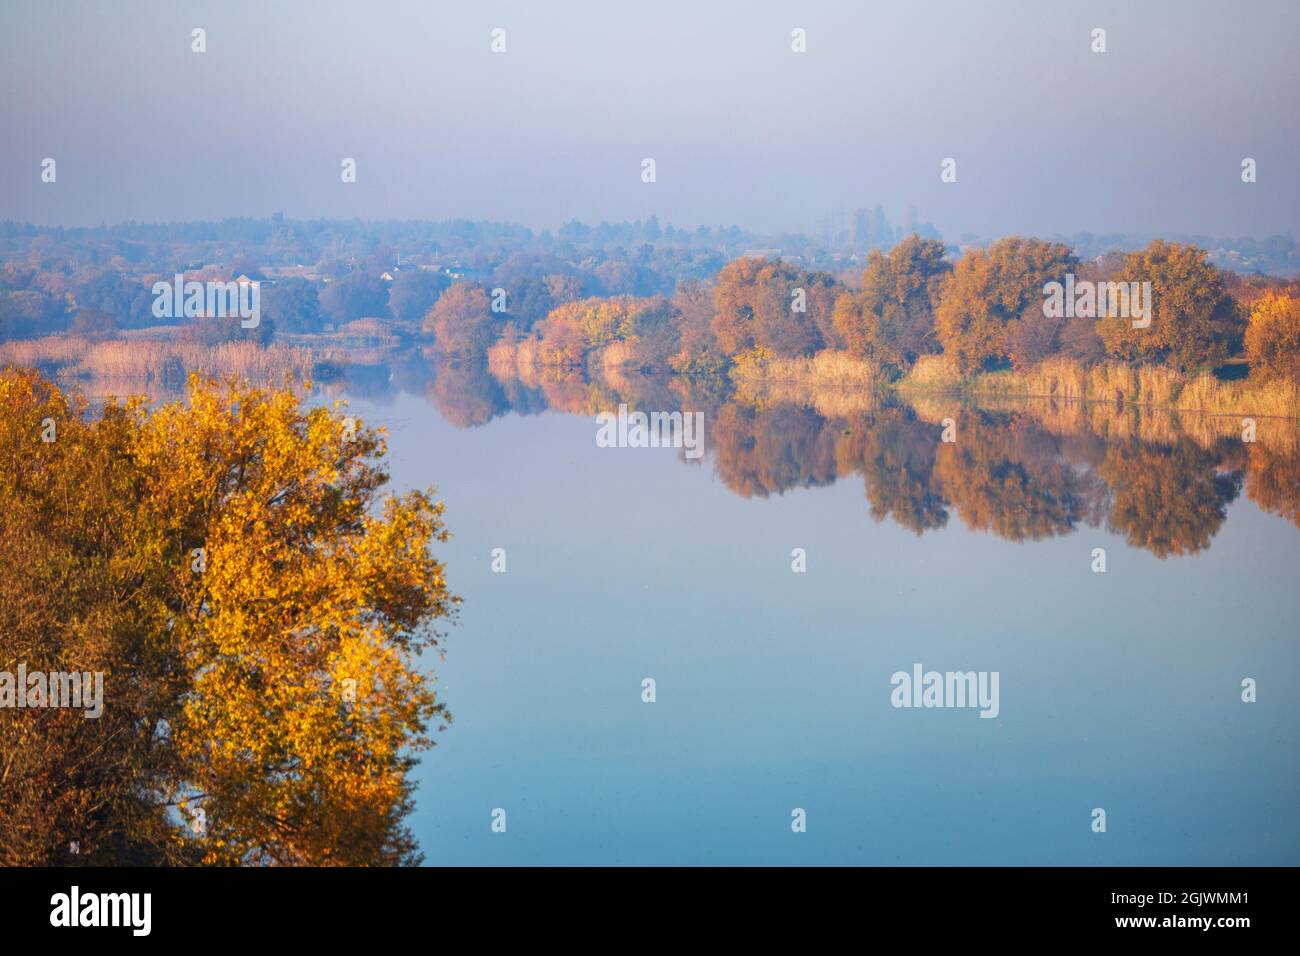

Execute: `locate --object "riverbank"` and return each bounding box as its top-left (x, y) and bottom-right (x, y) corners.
top-left (898, 355), bottom-right (1299, 419)
top-left (717, 349), bottom-right (1300, 419)
top-left (0, 334), bottom-right (324, 395)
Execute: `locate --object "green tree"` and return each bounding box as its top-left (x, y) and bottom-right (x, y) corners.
top-left (388, 269), bottom-right (450, 324)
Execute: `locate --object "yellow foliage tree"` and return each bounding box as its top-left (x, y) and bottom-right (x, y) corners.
top-left (0, 368), bottom-right (457, 865)
top-left (933, 238), bottom-right (1076, 374)
top-left (1244, 293), bottom-right (1300, 382)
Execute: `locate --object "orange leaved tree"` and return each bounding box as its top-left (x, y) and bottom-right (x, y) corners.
top-left (0, 368), bottom-right (457, 865)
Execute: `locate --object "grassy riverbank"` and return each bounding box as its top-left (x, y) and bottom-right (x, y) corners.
top-left (897, 355), bottom-right (1300, 419)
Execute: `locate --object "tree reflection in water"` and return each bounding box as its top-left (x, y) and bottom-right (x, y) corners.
top-left (380, 360), bottom-right (1298, 558)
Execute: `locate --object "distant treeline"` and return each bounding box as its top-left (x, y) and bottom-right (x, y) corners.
top-left (484, 237), bottom-right (1300, 387)
top-left (3, 216), bottom-right (1298, 344)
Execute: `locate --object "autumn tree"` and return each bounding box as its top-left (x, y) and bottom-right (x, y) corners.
top-left (933, 238), bottom-right (1076, 373)
top-left (1096, 241), bottom-right (1243, 370)
top-left (532, 295), bottom-right (675, 368)
top-left (1244, 293), bottom-right (1300, 381)
top-left (426, 283), bottom-right (498, 357)
top-left (0, 372), bottom-right (186, 865)
top-left (1008, 251), bottom-right (1113, 369)
top-left (613, 296), bottom-right (679, 369)
top-left (668, 281), bottom-right (727, 375)
top-left (833, 236), bottom-right (950, 369)
top-left (0, 369), bottom-right (458, 865)
top-left (711, 258), bottom-right (838, 359)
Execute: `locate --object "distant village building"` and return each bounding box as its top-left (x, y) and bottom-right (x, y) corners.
top-left (234, 273), bottom-right (273, 287)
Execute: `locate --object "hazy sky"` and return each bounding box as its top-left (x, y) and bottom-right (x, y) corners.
top-left (1, 0), bottom-right (1296, 238)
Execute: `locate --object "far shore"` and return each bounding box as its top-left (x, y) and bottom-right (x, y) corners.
top-left (4, 332), bottom-right (1298, 423)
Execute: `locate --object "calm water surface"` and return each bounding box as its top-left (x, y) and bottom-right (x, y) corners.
top-left (333, 367), bottom-right (1299, 865)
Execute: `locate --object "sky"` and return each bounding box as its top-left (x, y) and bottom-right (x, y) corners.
top-left (1, 0), bottom-right (1297, 239)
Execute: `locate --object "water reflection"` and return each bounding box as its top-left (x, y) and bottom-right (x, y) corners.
top-left (313, 357), bottom-right (1300, 866)
top-left (91, 356), bottom-right (1297, 557)
top-left (302, 357), bottom-right (1299, 558)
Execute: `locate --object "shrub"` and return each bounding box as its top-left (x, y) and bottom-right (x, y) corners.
top-left (1244, 293), bottom-right (1300, 382)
